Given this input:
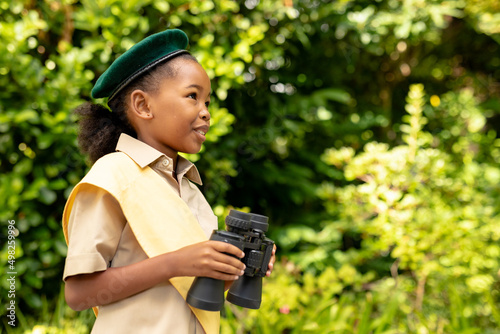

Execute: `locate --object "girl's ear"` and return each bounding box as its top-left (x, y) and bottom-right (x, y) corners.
top-left (129, 89), bottom-right (153, 120)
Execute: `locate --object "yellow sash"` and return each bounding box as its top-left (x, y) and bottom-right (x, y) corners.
top-left (62, 152), bottom-right (220, 334)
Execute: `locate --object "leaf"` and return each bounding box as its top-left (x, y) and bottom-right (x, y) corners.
top-left (311, 88), bottom-right (352, 105)
top-left (39, 186), bottom-right (57, 205)
top-left (14, 109), bottom-right (39, 123)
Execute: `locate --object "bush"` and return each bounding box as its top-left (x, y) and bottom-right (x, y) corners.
top-left (251, 84), bottom-right (500, 333)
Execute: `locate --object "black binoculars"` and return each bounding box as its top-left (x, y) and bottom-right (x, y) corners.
top-left (186, 210), bottom-right (275, 311)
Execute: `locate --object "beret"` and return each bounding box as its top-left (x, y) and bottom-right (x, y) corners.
top-left (91, 29), bottom-right (189, 100)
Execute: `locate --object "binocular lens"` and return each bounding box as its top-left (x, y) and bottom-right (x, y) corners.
top-left (186, 277), bottom-right (226, 311)
top-left (226, 275), bottom-right (262, 309)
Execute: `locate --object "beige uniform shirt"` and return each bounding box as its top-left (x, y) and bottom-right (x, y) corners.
top-left (63, 134), bottom-right (217, 334)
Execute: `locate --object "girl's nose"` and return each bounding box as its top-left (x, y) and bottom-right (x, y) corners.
top-left (200, 108), bottom-right (211, 121)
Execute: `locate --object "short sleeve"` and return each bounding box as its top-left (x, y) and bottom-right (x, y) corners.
top-left (63, 184), bottom-right (126, 280)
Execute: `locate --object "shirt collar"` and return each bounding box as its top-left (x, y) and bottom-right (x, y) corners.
top-left (115, 133), bottom-right (203, 185)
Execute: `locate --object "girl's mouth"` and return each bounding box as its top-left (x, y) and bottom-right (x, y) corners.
top-left (194, 125), bottom-right (209, 141)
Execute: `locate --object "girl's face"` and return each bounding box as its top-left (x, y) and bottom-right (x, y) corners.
top-left (138, 58), bottom-right (211, 159)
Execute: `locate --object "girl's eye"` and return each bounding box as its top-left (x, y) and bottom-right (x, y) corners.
top-left (188, 93), bottom-right (197, 100)
top-left (205, 101), bottom-right (210, 108)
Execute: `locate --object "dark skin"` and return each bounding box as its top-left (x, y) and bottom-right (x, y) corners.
top-left (65, 58), bottom-right (276, 311)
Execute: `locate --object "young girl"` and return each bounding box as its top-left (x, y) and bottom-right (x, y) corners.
top-left (62, 29), bottom-right (275, 334)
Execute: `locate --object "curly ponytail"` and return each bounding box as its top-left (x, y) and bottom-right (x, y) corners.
top-left (74, 102), bottom-right (136, 164)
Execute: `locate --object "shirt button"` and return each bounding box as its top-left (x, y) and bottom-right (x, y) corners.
top-left (162, 159), bottom-right (170, 167)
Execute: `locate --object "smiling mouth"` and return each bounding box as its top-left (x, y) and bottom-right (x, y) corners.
top-left (194, 125), bottom-right (209, 137)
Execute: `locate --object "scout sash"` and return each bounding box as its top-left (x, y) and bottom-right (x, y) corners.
top-left (62, 152), bottom-right (219, 334)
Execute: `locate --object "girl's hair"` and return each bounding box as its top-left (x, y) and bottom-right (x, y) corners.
top-left (75, 53), bottom-right (198, 164)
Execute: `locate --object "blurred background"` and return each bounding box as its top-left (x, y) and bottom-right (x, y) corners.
top-left (1, 0), bottom-right (499, 333)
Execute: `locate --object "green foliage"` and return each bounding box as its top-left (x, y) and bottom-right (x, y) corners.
top-left (0, 0), bottom-right (499, 332)
top-left (0, 0), bottom-right (89, 311)
top-left (222, 263), bottom-right (500, 333)
top-left (318, 84), bottom-right (499, 330)
top-left (223, 84), bottom-right (500, 333)
top-left (2, 288), bottom-right (94, 333)
top-left (321, 84), bottom-right (499, 282)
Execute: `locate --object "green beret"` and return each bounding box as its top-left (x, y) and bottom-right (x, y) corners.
top-left (91, 29), bottom-right (189, 100)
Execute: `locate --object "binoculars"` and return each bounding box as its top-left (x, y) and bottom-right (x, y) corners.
top-left (186, 210), bottom-right (275, 311)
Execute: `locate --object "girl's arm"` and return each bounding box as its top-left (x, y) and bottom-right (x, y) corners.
top-left (65, 240), bottom-right (246, 311)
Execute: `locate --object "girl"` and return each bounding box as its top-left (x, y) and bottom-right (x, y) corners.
top-left (62, 29), bottom-right (275, 334)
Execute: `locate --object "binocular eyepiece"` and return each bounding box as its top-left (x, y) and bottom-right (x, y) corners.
top-left (186, 210), bottom-right (274, 311)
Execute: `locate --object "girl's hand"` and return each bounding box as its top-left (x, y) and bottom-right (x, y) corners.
top-left (171, 241), bottom-right (246, 281)
top-left (224, 244), bottom-right (277, 290)
top-left (266, 244), bottom-right (277, 277)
